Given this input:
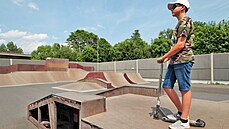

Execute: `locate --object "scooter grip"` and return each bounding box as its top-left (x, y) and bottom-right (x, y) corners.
top-left (158, 59), bottom-right (164, 63)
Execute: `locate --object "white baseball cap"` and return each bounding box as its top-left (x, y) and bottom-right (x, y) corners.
top-left (168, 0), bottom-right (190, 11)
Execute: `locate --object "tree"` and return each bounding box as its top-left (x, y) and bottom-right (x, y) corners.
top-left (31, 45), bottom-right (53, 60)
top-left (193, 20), bottom-right (229, 54)
top-left (0, 42), bottom-right (24, 54)
top-left (7, 42), bottom-right (23, 53)
top-left (59, 45), bottom-right (74, 59)
top-left (31, 43), bottom-right (81, 61)
top-left (97, 38), bottom-right (113, 62)
top-left (113, 30), bottom-right (152, 61)
top-left (66, 29), bottom-right (115, 62)
top-left (131, 30), bottom-right (152, 59)
top-left (66, 30), bottom-right (99, 52)
top-left (131, 30), bottom-right (141, 40)
top-left (52, 43), bottom-right (61, 58)
top-left (70, 48), bottom-right (80, 61)
top-left (113, 39), bottom-right (134, 61)
top-left (151, 29), bottom-right (173, 58)
top-left (0, 44), bottom-right (7, 52)
top-left (81, 46), bottom-right (97, 62)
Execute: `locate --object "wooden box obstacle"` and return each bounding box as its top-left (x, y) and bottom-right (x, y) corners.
top-left (27, 92), bottom-right (106, 129)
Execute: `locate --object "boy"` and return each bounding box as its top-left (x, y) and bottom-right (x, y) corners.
top-left (157, 0), bottom-right (195, 129)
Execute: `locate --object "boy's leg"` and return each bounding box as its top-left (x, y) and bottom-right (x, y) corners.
top-left (181, 90), bottom-right (192, 119)
top-left (169, 91), bottom-right (192, 129)
top-left (168, 62), bottom-right (193, 129)
top-left (164, 88), bottom-right (182, 113)
top-left (175, 62), bottom-right (193, 120)
top-left (163, 64), bottom-right (182, 113)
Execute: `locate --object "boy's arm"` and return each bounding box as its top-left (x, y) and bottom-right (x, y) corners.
top-left (157, 36), bottom-right (187, 63)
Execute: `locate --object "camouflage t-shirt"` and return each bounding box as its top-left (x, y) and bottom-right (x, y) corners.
top-left (170, 16), bottom-right (195, 64)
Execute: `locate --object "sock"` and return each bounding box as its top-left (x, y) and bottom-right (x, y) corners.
top-left (178, 111), bottom-right (182, 116)
top-left (180, 118), bottom-right (188, 123)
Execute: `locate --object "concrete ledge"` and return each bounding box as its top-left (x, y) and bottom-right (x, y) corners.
top-left (97, 85), bottom-right (162, 98)
top-left (79, 78), bottom-right (114, 89)
top-left (81, 119), bottom-right (103, 129)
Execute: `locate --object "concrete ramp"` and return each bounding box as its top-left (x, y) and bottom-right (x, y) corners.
top-left (67, 68), bottom-right (89, 80)
top-left (124, 72), bottom-right (149, 84)
top-left (0, 74), bottom-right (17, 86)
top-left (0, 68), bottom-right (89, 86)
top-left (54, 82), bottom-right (106, 92)
top-left (85, 72), bottom-right (107, 81)
top-left (48, 69), bottom-right (89, 82)
top-left (104, 72), bottom-right (131, 87)
top-left (12, 71), bottom-right (55, 84)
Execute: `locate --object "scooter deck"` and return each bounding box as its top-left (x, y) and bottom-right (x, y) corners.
top-left (161, 116), bottom-right (206, 127)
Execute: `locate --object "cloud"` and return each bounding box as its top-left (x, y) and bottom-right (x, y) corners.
top-left (28, 2), bottom-right (39, 10)
top-left (12, 0), bottom-right (39, 11)
top-left (97, 24), bottom-right (105, 29)
top-left (51, 36), bottom-right (58, 40)
top-left (0, 30), bottom-right (48, 53)
top-left (78, 25), bottom-right (106, 32)
top-left (12, 0), bottom-right (24, 6)
top-left (19, 41), bottom-right (45, 53)
top-left (0, 39), bottom-right (6, 44)
top-left (0, 30), bottom-right (27, 38)
top-left (22, 34), bottom-right (47, 40)
top-left (78, 27), bottom-right (97, 32)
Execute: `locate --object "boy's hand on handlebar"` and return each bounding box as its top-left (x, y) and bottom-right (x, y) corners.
top-left (157, 57), bottom-right (169, 64)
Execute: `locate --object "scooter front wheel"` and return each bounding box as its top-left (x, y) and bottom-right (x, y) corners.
top-left (190, 119), bottom-right (206, 127)
top-left (153, 111), bottom-right (159, 119)
top-left (196, 119), bottom-right (206, 127)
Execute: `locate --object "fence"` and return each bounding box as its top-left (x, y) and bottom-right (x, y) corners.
top-left (0, 53), bottom-right (228, 82)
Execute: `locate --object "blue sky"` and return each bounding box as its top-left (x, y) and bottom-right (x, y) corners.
top-left (0, 0), bottom-right (229, 53)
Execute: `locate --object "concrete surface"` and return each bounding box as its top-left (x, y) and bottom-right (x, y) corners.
top-left (83, 91), bottom-right (229, 129)
top-left (0, 81), bottom-right (229, 129)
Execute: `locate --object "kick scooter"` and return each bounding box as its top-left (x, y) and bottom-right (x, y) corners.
top-left (153, 63), bottom-right (206, 127)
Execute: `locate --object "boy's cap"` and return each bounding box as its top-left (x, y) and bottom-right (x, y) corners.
top-left (168, 0), bottom-right (190, 10)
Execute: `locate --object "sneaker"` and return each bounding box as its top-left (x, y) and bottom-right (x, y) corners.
top-left (168, 120), bottom-right (190, 129)
top-left (167, 113), bottom-right (181, 121)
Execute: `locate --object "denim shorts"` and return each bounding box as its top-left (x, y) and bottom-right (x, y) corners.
top-left (162, 62), bottom-right (193, 91)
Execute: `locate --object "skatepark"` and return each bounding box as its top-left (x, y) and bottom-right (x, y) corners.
top-left (0, 55), bottom-right (229, 129)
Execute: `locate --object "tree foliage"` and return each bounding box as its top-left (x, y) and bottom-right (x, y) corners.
top-left (97, 38), bottom-right (113, 62)
top-left (80, 46), bottom-right (97, 62)
top-left (31, 43), bottom-right (79, 61)
top-left (66, 30), bottom-right (99, 52)
top-left (193, 20), bottom-right (229, 54)
top-left (150, 20), bottom-right (229, 57)
top-left (151, 29), bottom-right (173, 58)
top-left (31, 45), bottom-right (53, 60)
top-left (31, 20), bottom-right (229, 62)
top-left (113, 30), bottom-right (152, 61)
top-left (0, 44), bottom-right (7, 52)
top-left (0, 42), bottom-right (23, 54)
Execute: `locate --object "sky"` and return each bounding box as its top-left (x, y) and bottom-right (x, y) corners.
top-left (0, 0), bottom-right (229, 53)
